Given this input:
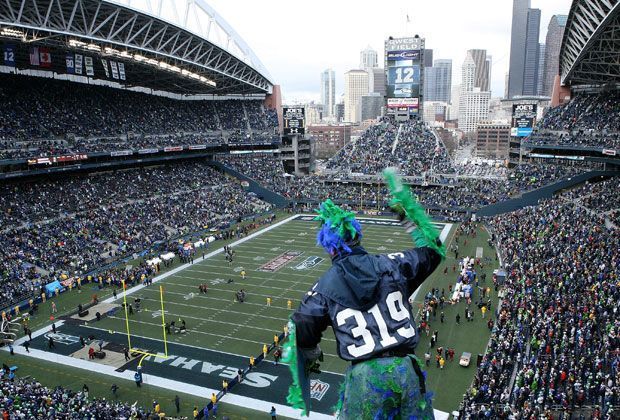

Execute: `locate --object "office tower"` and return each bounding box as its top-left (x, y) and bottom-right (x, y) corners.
top-left (434, 59), bottom-right (452, 103)
top-left (344, 70), bottom-right (369, 123)
top-left (476, 122), bottom-right (511, 159)
top-left (424, 49), bottom-right (433, 68)
top-left (461, 53), bottom-right (476, 92)
top-left (459, 51), bottom-right (490, 133)
top-left (360, 93), bottom-right (383, 121)
top-left (467, 49), bottom-right (491, 92)
top-left (537, 44), bottom-right (546, 96)
top-left (523, 8), bottom-right (541, 96)
top-left (367, 67), bottom-right (386, 97)
top-left (425, 60), bottom-right (453, 103)
top-left (543, 15), bottom-right (568, 96)
top-left (360, 47), bottom-right (378, 69)
top-left (320, 69), bottom-right (336, 118)
top-left (507, 0), bottom-right (531, 98)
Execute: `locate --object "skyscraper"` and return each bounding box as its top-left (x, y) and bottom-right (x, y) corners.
top-left (320, 69), bottom-right (336, 118)
top-left (434, 59), bottom-right (452, 103)
top-left (359, 47), bottom-right (378, 69)
top-left (344, 70), bottom-right (369, 123)
top-left (468, 49), bottom-right (491, 92)
top-left (459, 51), bottom-right (490, 133)
top-left (537, 44), bottom-right (546, 96)
top-left (424, 49), bottom-right (433, 68)
top-left (507, 0), bottom-right (531, 98)
top-left (367, 67), bottom-right (386, 97)
top-left (523, 8), bottom-right (541, 96)
top-left (424, 58), bottom-right (451, 103)
top-left (543, 15), bottom-right (568, 96)
top-left (461, 53), bottom-right (476, 92)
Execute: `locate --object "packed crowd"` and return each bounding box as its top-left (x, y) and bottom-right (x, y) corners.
top-left (537, 90), bottom-right (620, 133)
top-left (559, 177), bottom-right (620, 226)
top-left (0, 162), bottom-right (272, 309)
top-left (525, 132), bottom-right (620, 150)
top-left (0, 376), bottom-right (155, 419)
top-left (0, 74), bottom-right (278, 159)
top-left (219, 151), bottom-right (587, 211)
top-left (527, 90), bottom-right (620, 150)
top-left (325, 119), bottom-right (456, 176)
top-left (460, 187), bottom-right (620, 418)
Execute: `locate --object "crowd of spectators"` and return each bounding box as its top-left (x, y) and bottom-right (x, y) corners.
top-left (525, 132), bottom-right (620, 150)
top-left (218, 151), bottom-right (587, 212)
top-left (0, 376), bottom-right (154, 418)
top-left (0, 74), bottom-right (278, 160)
top-left (0, 162), bottom-right (272, 309)
top-left (325, 118), bottom-right (456, 176)
top-left (559, 177), bottom-right (620, 226)
top-left (460, 190), bottom-right (619, 418)
top-left (526, 90), bottom-right (620, 150)
top-left (537, 90), bottom-right (620, 133)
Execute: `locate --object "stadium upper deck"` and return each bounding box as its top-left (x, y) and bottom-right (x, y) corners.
top-left (0, 0), bottom-right (273, 95)
top-left (560, 0), bottom-right (620, 86)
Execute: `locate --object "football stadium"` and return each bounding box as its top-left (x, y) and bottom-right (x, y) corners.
top-left (0, 0), bottom-right (619, 419)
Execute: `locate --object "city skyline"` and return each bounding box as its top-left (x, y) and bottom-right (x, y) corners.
top-left (206, 0), bottom-right (572, 103)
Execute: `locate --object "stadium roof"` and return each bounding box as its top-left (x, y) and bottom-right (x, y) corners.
top-left (0, 0), bottom-right (273, 95)
top-left (559, 0), bottom-right (620, 86)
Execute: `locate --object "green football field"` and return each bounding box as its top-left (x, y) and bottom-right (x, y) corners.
top-left (96, 216), bottom-right (451, 374)
top-left (21, 214), bottom-right (499, 417)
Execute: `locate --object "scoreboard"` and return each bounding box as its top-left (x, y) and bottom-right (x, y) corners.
top-left (283, 107), bottom-right (305, 135)
top-left (384, 37), bottom-right (424, 114)
top-left (511, 104), bottom-right (537, 137)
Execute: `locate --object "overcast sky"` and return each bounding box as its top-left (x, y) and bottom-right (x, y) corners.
top-left (207, 0), bottom-right (573, 102)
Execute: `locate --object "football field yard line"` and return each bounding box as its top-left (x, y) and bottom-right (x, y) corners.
top-left (110, 315), bottom-right (342, 359)
top-left (170, 275), bottom-right (310, 295)
top-left (124, 300), bottom-right (290, 335)
top-left (137, 287), bottom-right (295, 316)
top-left (143, 289), bottom-right (300, 318)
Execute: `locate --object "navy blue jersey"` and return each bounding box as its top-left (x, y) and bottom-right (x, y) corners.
top-left (292, 245), bottom-right (441, 362)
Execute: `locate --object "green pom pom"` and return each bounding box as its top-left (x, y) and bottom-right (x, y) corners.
top-left (383, 168), bottom-right (446, 258)
top-left (281, 319), bottom-right (309, 416)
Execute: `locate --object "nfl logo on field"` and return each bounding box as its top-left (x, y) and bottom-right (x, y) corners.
top-left (310, 379), bottom-right (330, 401)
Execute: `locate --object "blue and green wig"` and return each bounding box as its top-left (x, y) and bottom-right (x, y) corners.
top-left (314, 199), bottom-right (362, 256)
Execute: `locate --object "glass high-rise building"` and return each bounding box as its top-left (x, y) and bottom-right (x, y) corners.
top-left (320, 69), bottom-right (336, 118)
top-left (522, 8), bottom-right (541, 96)
top-left (508, 0), bottom-right (542, 98)
top-left (468, 49), bottom-right (491, 92)
top-left (507, 0), bottom-right (530, 98)
top-left (424, 59), bottom-right (452, 103)
top-left (543, 15), bottom-right (568, 96)
top-left (537, 43), bottom-right (546, 96)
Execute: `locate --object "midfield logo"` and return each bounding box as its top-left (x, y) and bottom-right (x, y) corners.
top-left (258, 251), bottom-right (303, 272)
top-left (310, 379), bottom-right (330, 401)
top-left (293, 256), bottom-right (324, 270)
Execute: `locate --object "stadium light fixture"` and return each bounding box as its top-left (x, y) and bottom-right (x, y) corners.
top-left (86, 44), bottom-right (101, 52)
top-left (68, 39), bottom-right (87, 48)
top-left (1, 28), bottom-right (25, 39)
